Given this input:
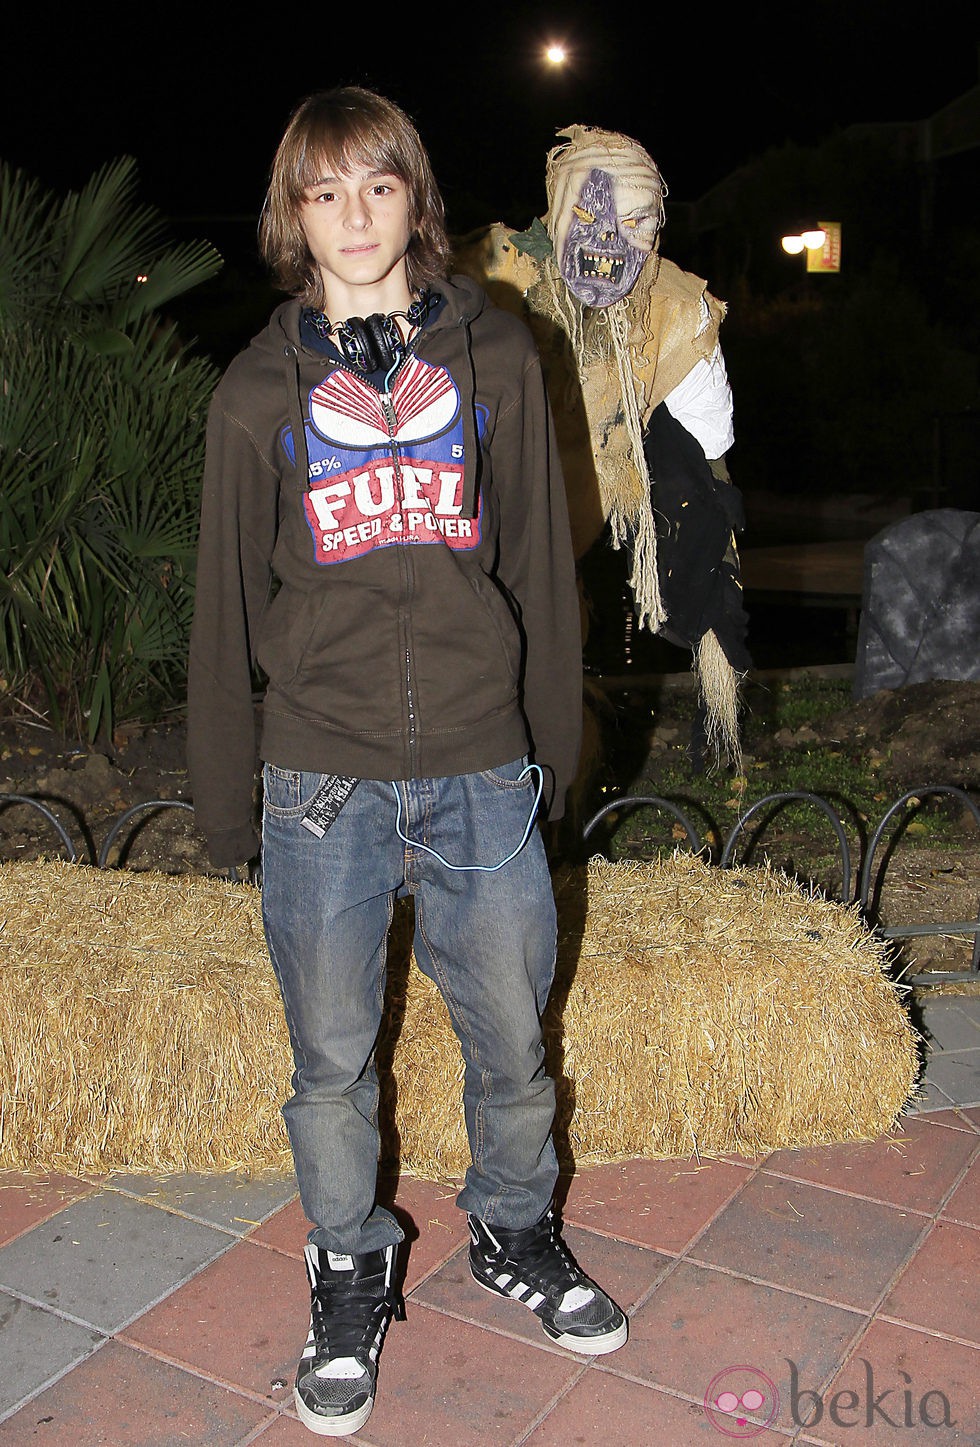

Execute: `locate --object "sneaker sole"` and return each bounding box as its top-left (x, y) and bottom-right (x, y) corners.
top-left (543, 1315), bottom-right (628, 1355)
top-left (471, 1271), bottom-right (628, 1355)
top-left (294, 1387), bottom-right (374, 1437)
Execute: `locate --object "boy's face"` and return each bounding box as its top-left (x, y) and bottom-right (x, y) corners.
top-left (299, 163), bottom-right (413, 316)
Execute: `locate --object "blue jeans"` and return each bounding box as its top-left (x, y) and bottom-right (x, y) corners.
top-left (260, 759), bottom-right (559, 1255)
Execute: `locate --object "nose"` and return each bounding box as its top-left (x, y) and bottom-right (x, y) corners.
top-left (345, 195), bottom-right (371, 230)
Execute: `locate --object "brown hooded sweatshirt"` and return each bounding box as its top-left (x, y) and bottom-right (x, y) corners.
top-left (187, 274), bottom-right (581, 867)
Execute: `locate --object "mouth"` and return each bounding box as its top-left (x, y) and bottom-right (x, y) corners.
top-left (577, 249), bottom-right (625, 285)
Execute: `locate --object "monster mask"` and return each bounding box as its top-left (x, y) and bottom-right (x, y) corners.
top-left (545, 125), bottom-right (665, 308)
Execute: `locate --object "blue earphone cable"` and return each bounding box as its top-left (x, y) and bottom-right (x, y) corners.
top-left (390, 765), bottom-right (544, 872)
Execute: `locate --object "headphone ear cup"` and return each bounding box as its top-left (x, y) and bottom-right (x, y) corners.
top-left (335, 312), bottom-right (404, 374)
top-left (364, 313), bottom-right (398, 372)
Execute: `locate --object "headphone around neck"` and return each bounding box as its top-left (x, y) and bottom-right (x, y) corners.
top-left (307, 290), bottom-right (435, 375)
top-left (336, 312), bottom-right (404, 374)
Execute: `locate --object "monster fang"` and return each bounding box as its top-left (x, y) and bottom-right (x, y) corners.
top-left (578, 250), bottom-right (625, 283)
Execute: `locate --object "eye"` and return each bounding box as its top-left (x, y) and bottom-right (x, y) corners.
top-left (371, 183), bottom-right (393, 195)
top-left (621, 215), bottom-right (648, 229)
top-left (311, 190), bottom-right (336, 204)
top-left (571, 206), bottom-right (595, 224)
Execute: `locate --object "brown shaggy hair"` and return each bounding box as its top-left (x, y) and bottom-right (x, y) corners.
top-left (259, 88), bottom-right (451, 310)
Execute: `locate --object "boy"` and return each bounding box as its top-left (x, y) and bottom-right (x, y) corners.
top-left (187, 87), bottom-right (626, 1438)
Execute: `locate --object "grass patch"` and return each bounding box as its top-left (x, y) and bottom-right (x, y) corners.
top-left (588, 674), bottom-right (967, 892)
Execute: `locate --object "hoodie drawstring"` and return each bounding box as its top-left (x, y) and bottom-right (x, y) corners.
top-left (283, 343), bottom-right (312, 489)
top-left (458, 315), bottom-right (482, 520)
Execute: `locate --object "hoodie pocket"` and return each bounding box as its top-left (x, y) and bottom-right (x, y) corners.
top-left (468, 574), bottom-right (522, 684)
top-left (256, 588), bottom-right (329, 690)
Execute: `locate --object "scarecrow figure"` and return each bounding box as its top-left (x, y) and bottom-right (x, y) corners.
top-left (456, 125), bottom-right (749, 764)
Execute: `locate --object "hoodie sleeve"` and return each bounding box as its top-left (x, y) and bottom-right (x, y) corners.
top-left (494, 348), bottom-right (582, 820)
top-left (186, 396), bottom-right (279, 867)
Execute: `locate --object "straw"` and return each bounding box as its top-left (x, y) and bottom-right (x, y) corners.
top-left (0, 856), bottom-right (919, 1177)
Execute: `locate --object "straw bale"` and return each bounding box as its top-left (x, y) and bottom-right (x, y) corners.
top-left (0, 856), bottom-right (919, 1177)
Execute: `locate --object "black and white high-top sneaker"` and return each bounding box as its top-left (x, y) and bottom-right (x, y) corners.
top-left (468, 1211), bottom-right (627, 1355)
top-left (295, 1242), bottom-right (404, 1437)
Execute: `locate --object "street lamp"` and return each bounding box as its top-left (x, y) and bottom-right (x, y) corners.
top-left (781, 223), bottom-right (841, 272)
top-left (781, 228), bottom-right (826, 255)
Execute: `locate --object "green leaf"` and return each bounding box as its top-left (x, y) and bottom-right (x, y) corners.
top-left (76, 327), bottom-right (134, 356)
top-left (509, 217), bottom-right (553, 262)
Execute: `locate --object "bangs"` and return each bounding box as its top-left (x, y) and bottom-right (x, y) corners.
top-left (286, 112), bottom-right (414, 204)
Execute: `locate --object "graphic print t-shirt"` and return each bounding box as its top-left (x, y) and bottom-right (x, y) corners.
top-left (283, 348), bottom-right (486, 566)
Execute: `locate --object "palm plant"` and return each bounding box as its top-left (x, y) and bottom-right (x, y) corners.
top-left (0, 157), bottom-right (222, 741)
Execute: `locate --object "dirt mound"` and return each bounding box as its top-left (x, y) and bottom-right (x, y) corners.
top-left (822, 680), bottom-right (980, 795)
top-left (0, 718), bottom-right (209, 874)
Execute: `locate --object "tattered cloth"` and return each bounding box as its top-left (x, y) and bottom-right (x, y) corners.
top-left (453, 218), bottom-right (744, 760)
top-left (0, 859), bottom-right (919, 1177)
top-left (462, 225), bottom-right (725, 564)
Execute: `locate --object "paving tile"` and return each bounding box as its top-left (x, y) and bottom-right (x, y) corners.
top-left (623, 1259), bottom-right (863, 1411)
top-left (919, 1000), bottom-right (980, 1052)
top-left (907, 1080), bottom-right (959, 1113)
top-left (332, 1299), bottom-right (582, 1446)
top-left (0, 1189), bottom-right (233, 1333)
top-left (248, 1196), bottom-right (310, 1258)
top-left (104, 1170), bottom-right (298, 1234)
top-left (412, 1225), bottom-right (667, 1351)
top-left (922, 1053), bottom-right (980, 1108)
top-left (119, 1238), bottom-right (304, 1403)
top-left (879, 1221), bottom-right (980, 1344)
top-left (808, 1318), bottom-right (980, 1445)
top-left (0, 1173), bottom-right (96, 1249)
top-left (560, 1157), bottom-right (753, 1252)
top-left (761, 1114), bottom-right (979, 1214)
top-left (246, 1415), bottom-right (331, 1444)
top-left (0, 1291), bottom-right (103, 1420)
top-left (906, 1106), bottom-right (979, 1132)
top-left (940, 1156), bottom-right (980, 1228)
top-left (523, 1369), bottom-right (792, 1443)
top-left (690, 1174), bottom-right (927, 1310)
top-left (622, 1261), bottom-right (868, 1441)
top-left (0, 1339), bottom-right (272, 1445)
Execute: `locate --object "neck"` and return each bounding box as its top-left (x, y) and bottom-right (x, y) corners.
top-left (319, 273), bottom-right (414, 324)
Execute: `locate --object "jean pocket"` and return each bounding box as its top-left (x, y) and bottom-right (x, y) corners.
top-left (262, 764), bottom-right (326, 816)
top-left (479, 756), bottom-right (533, 790)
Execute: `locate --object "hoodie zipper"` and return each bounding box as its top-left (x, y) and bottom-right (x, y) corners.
top-left (379, 348), bottom-right (420, 776)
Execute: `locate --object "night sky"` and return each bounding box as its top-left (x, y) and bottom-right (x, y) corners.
top-left (5, 1), bottom-right (978, 235)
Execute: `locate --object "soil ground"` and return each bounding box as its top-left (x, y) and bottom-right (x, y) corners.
top-left (1, 676), bottom-right (979, 979)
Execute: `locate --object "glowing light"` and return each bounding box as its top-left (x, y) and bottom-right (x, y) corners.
top-left (781, 229), bottom-right (827, 255)
top-left (545, 44), bottom-right (567, 65)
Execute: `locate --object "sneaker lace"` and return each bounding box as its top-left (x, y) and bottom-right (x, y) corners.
top-left (310, 1273), bottom-right (403, 1364)
top-left (508, 1216), bottom-right (589, 1297)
